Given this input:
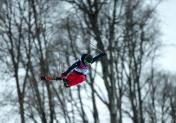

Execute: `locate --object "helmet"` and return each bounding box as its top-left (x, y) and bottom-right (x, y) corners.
top-left (81, 54), bottom-right (93, 65)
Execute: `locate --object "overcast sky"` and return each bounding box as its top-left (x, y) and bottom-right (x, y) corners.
top-left (157, 0), bottom-right (176, 72)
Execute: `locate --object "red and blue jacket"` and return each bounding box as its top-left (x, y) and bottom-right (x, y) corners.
top-left (63, 52), bottom-right (106, 75)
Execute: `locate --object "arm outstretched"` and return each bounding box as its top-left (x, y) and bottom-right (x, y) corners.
top-left (92, 52), bottom-right (106, 63)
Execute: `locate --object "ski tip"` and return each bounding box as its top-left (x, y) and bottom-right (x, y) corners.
top-left (40, 76), bottom-right (45, 80)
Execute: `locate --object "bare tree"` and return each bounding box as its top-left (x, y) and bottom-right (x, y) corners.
top-left (0, 0), bottom-right (28, 122)
top-left (61, 1), bottom-right (162, 123)
top-left (169, 85), bottom-right (176, 123)
top-left (0, 0), bottom-right (69, 122)
top-left (0, 0), bottom-right (167, 123)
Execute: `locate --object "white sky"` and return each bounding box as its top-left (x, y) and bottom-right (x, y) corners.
top-left (157, 0), bottom-right (176, 72)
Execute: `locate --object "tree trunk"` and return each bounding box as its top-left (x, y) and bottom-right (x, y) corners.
top-left (78, 86), bottom-right (88, 123)
top-left (15, 70), bottom-right (25, 123)
top-left (19, 96), bottom-right (25, 123)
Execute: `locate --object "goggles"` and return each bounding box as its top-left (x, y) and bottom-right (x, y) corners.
top-left (84, 59), bottom-right (92, 65)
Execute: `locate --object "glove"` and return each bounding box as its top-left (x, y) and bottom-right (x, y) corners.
top-left (61, 73), bottom-right (67, 79)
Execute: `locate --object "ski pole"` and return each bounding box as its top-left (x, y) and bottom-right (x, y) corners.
top-left (89, 42), bottom-right (103, 53)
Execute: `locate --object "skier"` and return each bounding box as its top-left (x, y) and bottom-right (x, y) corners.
top-left (41, 52), bottom-right (106, 88)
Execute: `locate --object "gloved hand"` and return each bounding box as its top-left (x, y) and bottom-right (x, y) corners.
top-left (61, 73), bottom-right (67, 79)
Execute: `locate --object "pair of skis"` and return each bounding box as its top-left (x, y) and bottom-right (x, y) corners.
top-left (40, 76), bottom-right (62, 81)
top-left (40, 76), bottom-right (69, 87)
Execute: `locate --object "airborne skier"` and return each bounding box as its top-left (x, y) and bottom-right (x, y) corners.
top-left (41, 52), bottom-right (106, 88)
